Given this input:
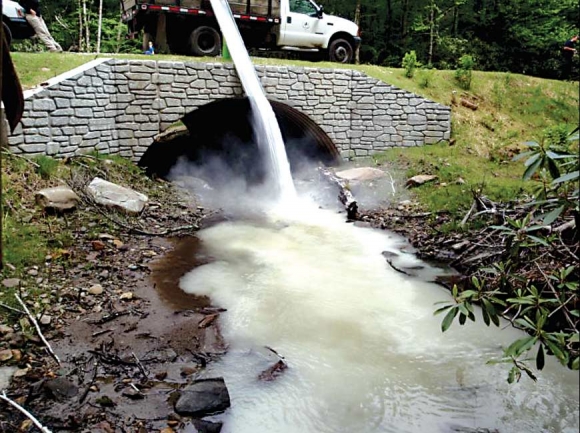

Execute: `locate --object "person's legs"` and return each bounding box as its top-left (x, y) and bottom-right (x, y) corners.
top-left (562, 57), bottom-right (572, 80)
top-left (37, 17), bottom-right (62, 52)
top-left (25, 15), bottom-right (61, 52)
top-left (25, 14), bottom-right (56, 50)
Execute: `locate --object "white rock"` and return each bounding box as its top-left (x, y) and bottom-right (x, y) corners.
top-left (86, 177), bottom-right (148, 214)
top-left (335, 167), bottom-right (386, 182)
top-left (35, 186), bottom-right (80, 212)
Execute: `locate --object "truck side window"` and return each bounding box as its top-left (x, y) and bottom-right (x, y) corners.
top-left (289, 0), bottom-right (317, 15)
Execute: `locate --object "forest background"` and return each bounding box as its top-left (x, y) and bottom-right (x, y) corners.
top-left (16, 0), bottom-right (580, 80)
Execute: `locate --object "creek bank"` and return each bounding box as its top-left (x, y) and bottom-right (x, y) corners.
top-left (0, 155), bottom-right (232, 432)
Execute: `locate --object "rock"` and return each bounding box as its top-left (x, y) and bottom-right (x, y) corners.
top-left (0, 367), bottom-right (18, 390)
top-left (451, 240), bottom-right (470, 252)
top-left (175, 378), bottom-right (230, 417)
top-left (0, 349), bottom-right (13, 362)
top-left (119, 292), bottom-right (134, 300)
top-left (44, 377), bottom-right (79, 399)
top-left (88, 284), bottom-right (104, 295)
top-left (121, 387), bottom-right (144, 400)
top-left (92, 240), bottom-right (106, 251)
top-left (86, 177), bottom-right (148, 214)
top-left (2, 278), bottom-right (20, 288)
top-left (406, 174), bottom-right (438, 188)
top-left (39, 315), bottom-right (52, 325)
top-left (0, 325), bottom-right (13, 334)
top-left (192, 419), bottom-right (223, 433)
top-left (381, 251), bottom-right (399, 259)
top-left (35, 186), bottom-right (80, 212)
top-left (335, 167), bottom-right (386, 182)
top-left (27, 268), bottom-right (38, 276)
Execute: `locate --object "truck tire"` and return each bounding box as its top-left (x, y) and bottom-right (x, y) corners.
top-left (189, 26), bottom-right (221, 57)
top-left (328, 38), bottom-right (354, 64)
top-left (3, 21), bottom-right (12, 47)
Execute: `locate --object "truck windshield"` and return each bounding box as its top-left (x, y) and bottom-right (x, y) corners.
top-left (289, 0), bottom-right (318, 15)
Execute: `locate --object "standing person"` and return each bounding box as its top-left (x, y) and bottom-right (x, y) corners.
top-left (562, 35), bottom-right (578, 80)
top-left (19, 0), bottom-right (63, 52)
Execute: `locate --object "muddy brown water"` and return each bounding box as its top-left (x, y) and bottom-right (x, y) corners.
top-left (44, 236), bottom-right (226, 431)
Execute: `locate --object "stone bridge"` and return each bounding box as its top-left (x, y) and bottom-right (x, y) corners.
top-left (8, 58), bottom-right (451, 162)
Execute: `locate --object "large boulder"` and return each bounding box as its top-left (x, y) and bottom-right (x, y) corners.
top-left (175, 377), bottom-right (230, 417)
top-left (35, 186), bottom-right (80, 212)
top-left (86, 177), bottom-right (148, 214)
top-left (335, 167), bottom-right (386, 182)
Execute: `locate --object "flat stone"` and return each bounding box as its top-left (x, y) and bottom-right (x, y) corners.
top-left (406, 174), bottom-right (438, 187)
top-left (335, 167), bottom-right (386, 182)
top-left (175, 377), bottom-right (230, 417)
top-left (0, 367), bottom-right (18, 390)
top-left (35, 186), bottom-right (80, 212)
top-left (2, 278), bottom-right (20, 288)
top-left (86, 177), bottom-right (148, 214)
top-left (44, 377), bottom-right (79, 399)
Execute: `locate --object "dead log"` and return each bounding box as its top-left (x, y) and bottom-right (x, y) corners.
top-left (460, 98), bottom-right (478, 110)
top-left (318, 168), bottom-right (358, 220)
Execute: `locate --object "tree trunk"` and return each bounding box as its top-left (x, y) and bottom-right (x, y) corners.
top-left (82, 0), bottom-right (90, 52)
top-left (155, 14), bottom-right (169, 54)
top-left (428, 1), bottom-right (435, 65)
top-left (96, 0), bottom-right (103, 54)
top-left (78, 0), bottom-right (83, 51)
top-left (354, 0), bottom-right (361, 64)
top-left (401, 0), bottom-right (409, 41)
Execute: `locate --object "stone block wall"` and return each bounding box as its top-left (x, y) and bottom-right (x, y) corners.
top-left (8, 58), bottom-right (451, 161)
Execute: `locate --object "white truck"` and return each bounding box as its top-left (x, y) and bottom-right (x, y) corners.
top-left (120, 0), bottom-right (361, 63)
top-left (2, 0), bottom-right (34, 45)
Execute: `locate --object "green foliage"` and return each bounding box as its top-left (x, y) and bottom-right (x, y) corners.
top-left (34, 155), bottom-right (59, 180)
top-left (417, 68), bottom-right (434, 88)
top-left (435, 127), bottom-right (580, 382)
top-left (402, 51), bottom-right (419, 78)
top-left (455, 54), bottom-right (475, 90)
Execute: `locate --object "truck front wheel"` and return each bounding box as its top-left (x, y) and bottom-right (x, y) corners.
top-left (328, 38), bottom-right (354, 64)
top-left (189, 26), bottom-right (221, 57)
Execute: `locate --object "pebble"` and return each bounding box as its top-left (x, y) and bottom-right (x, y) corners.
top-left (2, 278), bottom-right (20, 288)
top-left (40, 315), bottom-right (52, 325)
top-left (88, 284), bottom-right (104, 295)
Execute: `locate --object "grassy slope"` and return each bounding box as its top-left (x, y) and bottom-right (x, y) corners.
top-left (10, 52), bottom-right (580, 215)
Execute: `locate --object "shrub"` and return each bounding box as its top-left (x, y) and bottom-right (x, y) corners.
top-left (418, 69), bottom-right (434, 88)
top-left (455, 54), bottom-right (475, 90)
top-left (402, 51), bottom-right (419, 78)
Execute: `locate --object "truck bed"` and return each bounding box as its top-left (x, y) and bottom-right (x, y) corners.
top-left (122, 0), bottom-right (280, 18)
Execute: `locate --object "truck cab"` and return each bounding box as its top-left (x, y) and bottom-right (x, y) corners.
top-left (278, 0), bottom-right (360, 63)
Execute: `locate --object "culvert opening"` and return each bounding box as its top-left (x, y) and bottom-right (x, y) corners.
top-left (138, 97), bottom-right (340, 189)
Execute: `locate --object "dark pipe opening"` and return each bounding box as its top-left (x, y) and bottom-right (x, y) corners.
top-left (138, 98), bottom-right (340, 186)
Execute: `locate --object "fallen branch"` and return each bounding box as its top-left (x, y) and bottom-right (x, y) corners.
top-left (318, 168), bottom-right (358, 219)
top-left (0, 302), bottom-right (24, 315)
top-left (15, 295), bottom-right (60, 365)
top-left (132, 352), bottom-right (148, 380)
top-left (0, 391), bottom-right (53, 433)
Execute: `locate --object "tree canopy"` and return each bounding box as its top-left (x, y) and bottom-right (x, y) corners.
top-left (26, 0), bottom-right (580, 78)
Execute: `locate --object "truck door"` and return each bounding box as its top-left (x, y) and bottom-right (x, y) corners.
top-left (279, 0), bottom-right (325, 47)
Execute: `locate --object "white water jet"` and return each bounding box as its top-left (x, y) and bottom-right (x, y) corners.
top-left (180, 199), bottom-right (579, 433)
top-left (209, 0), bottom-right (296, 200)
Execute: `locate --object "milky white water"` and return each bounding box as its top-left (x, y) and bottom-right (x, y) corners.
top-left (209, 0), bottom-right (296, 200)
top-left (180, 199), bottom-right (579, 433)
